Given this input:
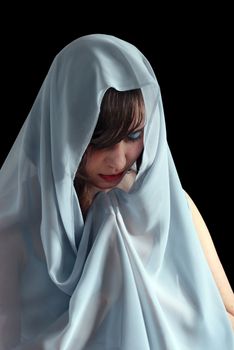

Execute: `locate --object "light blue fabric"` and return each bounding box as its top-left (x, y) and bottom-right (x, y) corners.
top-left (0, 34), bottom-right (233, 349)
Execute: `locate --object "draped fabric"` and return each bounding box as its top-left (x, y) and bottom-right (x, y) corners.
top-left (0, 34), bottom-right (233, 349)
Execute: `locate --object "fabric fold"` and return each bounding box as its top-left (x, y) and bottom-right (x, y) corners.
top-left (0, 34), bottom-right (233, 349)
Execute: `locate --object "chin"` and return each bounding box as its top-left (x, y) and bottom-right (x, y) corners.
top-left (96, 184), bottom-right (115, 190)
top-left (89, 177), bottom-right (123, 191)
top-left (95, 181), bottom-right (121, 191)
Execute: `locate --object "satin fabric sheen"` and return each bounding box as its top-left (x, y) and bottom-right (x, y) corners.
top-left (0, 34), bottom-right (233, 349)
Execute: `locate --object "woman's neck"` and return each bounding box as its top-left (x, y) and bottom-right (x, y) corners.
top-left (91, 169), bottom-right (136, 196)
top-left (76, 170), bottom-right (137, 219)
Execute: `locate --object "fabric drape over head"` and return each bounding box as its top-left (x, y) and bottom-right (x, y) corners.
top-left (0, 34), bottom-right (233, 349)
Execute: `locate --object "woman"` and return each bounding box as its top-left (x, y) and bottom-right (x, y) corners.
top-left (0, 34), bottom-right (233, 349)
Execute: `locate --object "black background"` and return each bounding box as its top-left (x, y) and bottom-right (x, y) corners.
top-left (1, 8), bottom-right (233, 287)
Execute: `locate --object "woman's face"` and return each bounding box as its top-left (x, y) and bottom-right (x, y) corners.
top-left (82, 123), bottom-right (144, 190)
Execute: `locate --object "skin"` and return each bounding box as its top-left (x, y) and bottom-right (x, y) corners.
top-left (185, 192), bottom-right (234, 330)
top-left (82, 124), bottom-right (144, 194)
top-left (1, 130), bottom-right (232, 348)
top-left (81, 134), bottom-right (234, 331)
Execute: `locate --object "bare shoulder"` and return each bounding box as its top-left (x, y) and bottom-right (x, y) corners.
top-left (183, 190), bottom-right (234, 318)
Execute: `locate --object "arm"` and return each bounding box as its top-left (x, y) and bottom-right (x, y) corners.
top-left (184, 191), bottom-right (234, 329)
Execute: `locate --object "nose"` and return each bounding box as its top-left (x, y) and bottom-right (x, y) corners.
top-left (104, 141), bottom-right (127, 172)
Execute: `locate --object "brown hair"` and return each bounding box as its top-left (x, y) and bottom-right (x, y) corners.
top-left (74, 87), bottom-right (145, 216)
top-left (90, 87), bottom-right (145, 148)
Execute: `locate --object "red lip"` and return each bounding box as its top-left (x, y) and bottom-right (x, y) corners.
top-left (99, 172), bottom-right (124, 182)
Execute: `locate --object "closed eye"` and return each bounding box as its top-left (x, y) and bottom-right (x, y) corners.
top-left (127, 128), bottom-right (144, 142)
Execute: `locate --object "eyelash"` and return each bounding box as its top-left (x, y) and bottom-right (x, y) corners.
top-left (127, 130), bottom-right (143, 142)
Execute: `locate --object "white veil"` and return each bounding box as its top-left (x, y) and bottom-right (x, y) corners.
top-left (0, 34), bottom-right (233, 349)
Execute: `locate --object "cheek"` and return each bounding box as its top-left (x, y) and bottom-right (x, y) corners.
top-left (136, 139), bottom-right (144, 156)
top-left (129, 141), bottom-right (144, 161)
top-left (84, 149), bottom-right (103, 173)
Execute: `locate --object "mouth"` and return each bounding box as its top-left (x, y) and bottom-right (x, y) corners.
top-left (99, 171), bottom-right (125, 183)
